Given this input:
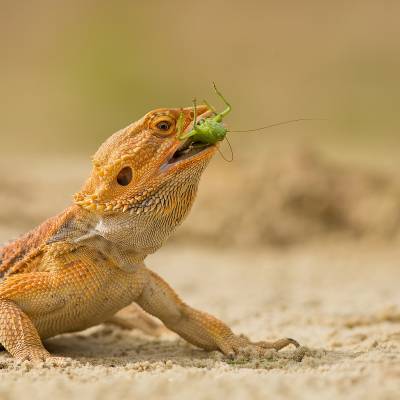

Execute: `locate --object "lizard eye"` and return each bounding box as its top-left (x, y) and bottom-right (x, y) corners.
top-left (152, 115), bottom-right (175, 136)
top-left (117, 166), bottom-right (133, 186)
top-left (156, 121), bottom-right (171, 131)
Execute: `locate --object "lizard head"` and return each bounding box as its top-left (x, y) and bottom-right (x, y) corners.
top-left (74, 105), bottom-right (216, 253)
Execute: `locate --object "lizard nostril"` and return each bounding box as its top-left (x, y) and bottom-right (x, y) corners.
top-left (116, 167), bottom-right (133, 186)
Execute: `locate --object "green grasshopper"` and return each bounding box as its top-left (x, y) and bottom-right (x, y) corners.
top-left (177, 83), bottom-right (231, 145)
top-left (177, 84), bottom-right (324, 159)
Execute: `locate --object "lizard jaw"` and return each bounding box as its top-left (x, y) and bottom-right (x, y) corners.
top-left (160, 141), bottom-right (215, 172)
top-left (167, 140), bottom-right (213, 164)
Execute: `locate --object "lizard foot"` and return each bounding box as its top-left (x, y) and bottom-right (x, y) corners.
top-left (42, 356), bottom-right (74, 367)
top-left (14, 349), bottom-right (73, 365)
top-left (14, 348), bottom-right (51, 362)
top-left (218, 335), bottom-right (300, 360)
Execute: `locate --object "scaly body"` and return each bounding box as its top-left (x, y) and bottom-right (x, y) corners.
top-left (0, 105), bottom-right (298, 361)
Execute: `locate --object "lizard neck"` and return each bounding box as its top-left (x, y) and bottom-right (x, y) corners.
top-left (53, 179), bottom-right (198, 270)
top-left (91, 180), bottom-right (199, 258)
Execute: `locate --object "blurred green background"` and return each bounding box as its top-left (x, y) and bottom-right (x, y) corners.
top-left (1, 0), bottom-right (400, 245)
top-left (1, 0), bottom-right (400, 167)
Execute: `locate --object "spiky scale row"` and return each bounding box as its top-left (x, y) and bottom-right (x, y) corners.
top-left (74, 189), bottom-right (159, 215)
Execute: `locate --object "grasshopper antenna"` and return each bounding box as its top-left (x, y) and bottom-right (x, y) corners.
top-left (212, 82), bottom-right (232, 119)
top-left (178, 99), bottom-right (199, 141)
top-left (203, 98), bottom-right (217, 114)
top-left (216, 136), bottom-right (234, 163)
top-left (229, 118), bottom-right (326, 133)
top-left (192, 98), bottom-right (198, 127)
top-left (176, 110), bottom-right (184, 138)
top-left (216, 143), bottom-right (233, 163)
top-left (224, 136), bottom-right (234, 162)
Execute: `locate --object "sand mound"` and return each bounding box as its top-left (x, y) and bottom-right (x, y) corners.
top-left (178, 150), bottom-right (400, 246)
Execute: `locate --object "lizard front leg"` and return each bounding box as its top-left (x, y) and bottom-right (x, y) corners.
top-left (0, 299), bottom-right (50, 361)
top-left (136, 269), bottom-right (299, 358)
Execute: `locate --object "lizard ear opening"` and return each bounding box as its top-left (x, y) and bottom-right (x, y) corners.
top-left (117, 166), bottom-right (133, 186)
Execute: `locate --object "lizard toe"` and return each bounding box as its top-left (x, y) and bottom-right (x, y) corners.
top-left (256, 337), bottom-right (300, 350)
top-left (44, 356), bottom-right (74, 367)
top-left (14, 348), bottom-right (51, 363)
top-left (220, 334), bottom-right (301, 360)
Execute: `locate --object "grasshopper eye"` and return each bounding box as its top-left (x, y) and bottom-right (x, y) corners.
top-left (117, 166), bottom-right (133, 186)
top-left (156, 121), bottom-right (171, 131)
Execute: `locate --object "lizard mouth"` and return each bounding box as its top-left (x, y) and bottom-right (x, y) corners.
top-left (167, 139), bottom-right (212, 165)
top-left (161, 108), bottom-right (216, 169)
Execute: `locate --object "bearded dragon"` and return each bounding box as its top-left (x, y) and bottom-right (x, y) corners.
top-left (0, 105), bottom-right (299, 362)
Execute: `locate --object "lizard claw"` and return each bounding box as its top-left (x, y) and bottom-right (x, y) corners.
top-left (255, 337), bottom-right (300, 350)
top-left (218, 335), bottom-right (301, 360)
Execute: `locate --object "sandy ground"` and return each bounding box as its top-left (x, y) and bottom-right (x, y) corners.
top-left (0, 242), bottom-right (399, 400)
top-left (0, 154), bottom-right (399, 399)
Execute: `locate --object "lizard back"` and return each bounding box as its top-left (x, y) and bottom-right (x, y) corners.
top-left (0, 207), bottom-right (77, 280)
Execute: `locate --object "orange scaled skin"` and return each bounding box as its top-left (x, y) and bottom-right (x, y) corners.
top-left (0, 106), bottom-right (298, 362)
